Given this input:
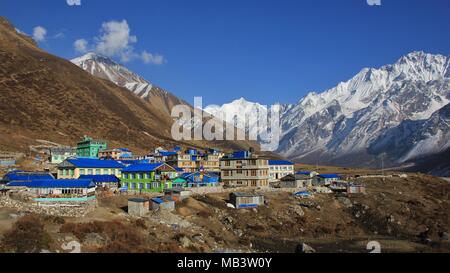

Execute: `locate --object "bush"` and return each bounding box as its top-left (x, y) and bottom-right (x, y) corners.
top-left (59, 220), bottom-right (148, 253)
top-left (1, 214), bottom-right (53, 253)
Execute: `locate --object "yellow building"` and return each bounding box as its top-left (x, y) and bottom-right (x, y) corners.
top-left (57, 158), bottom-right (123, 179)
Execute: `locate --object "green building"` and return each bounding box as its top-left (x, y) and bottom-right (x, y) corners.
top-left (121, 163), bottom-right (177, 193)
top-left (76, 136), bottom-right (107, 158)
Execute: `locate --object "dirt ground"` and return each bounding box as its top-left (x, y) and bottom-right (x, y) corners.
top-left (0, 173), bottom-right (449, 253)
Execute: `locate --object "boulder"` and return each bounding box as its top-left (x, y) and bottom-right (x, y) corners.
top-left (337, 197), bottom-right (353, 208)
top-left (295, 243), bottom-right (316, 253)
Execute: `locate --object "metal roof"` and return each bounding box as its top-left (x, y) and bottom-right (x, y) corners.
top-left (230, 192), bottom-right (263, 197)
top-left (2, 171), bottom-right (55, 182)
top-left (269, 160), bottom-right (294, 165)
top-left (128, 198), bottom-right (148, 203)
top-left (318, 174), bottom-right (340, 179)
top-left (65, 158), bottom-right (124, 168)
top-left (159, 151), bottom-right (177, 156)
top-left (79, 175), bottom-right (120, 183)
top-left (122, 163), bottom-right (173, 172)
top-left (7, 179), bottom-right (95, 188)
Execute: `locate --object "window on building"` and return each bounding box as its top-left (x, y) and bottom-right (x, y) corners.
top-left (88, 169), bottom-right (93, 175)
top-left (80, 169), bottom-right (85, 175)
top-left (96, 169), bottom-right (101, 175)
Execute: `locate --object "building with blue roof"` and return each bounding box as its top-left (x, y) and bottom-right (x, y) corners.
top-left (6, 179), bottom-right (96, 202)
top-left (150, 196), bottom-right (175, 211)
top-left (180, 172), bottom-right (220, 188)
top-left (268, 160), bottom-right (295, 181)
top-left (314, 174), bottom-right (341, 186)
top-left (121, 163), bottom-right (177, 193)
top-left (1, 171), bottom-right (55, 184)
top-left (117, 159), bottom-right (149, 167)
top-left (296, 171), bottom-right (319, 177)
top-left (79, 175), bottom-right (120, 189)
top-left (98, 148), bottom-right (134, 160)
top-left (76, 136), bottom-right (107, 158)
top-left (57, 158), bottom-right (123, 179)
top-left (220, 150), bottom-right (270, 188)
top-left (165, 150), bottom-right (201, 173)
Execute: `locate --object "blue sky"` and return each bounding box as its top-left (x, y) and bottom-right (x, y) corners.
top-left (1, 0), bottom-right (449, 106)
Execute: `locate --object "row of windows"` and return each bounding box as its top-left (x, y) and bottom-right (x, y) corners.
top-left (79, 169), bottom-right (120, 176)
top-left (128, 182), bottom-right (160, 190)
top-left (270, 172), bottom-right (292, 178)
top-left (222, 170), bottom-right (269, 177)
top-left (59, 169), bottom-right (75, 176)
top-left (58, 168), bottom-right (120, 176)
top-left (270, 166), bottom-right (294, 171)
top-left (123, 173), bottom-right (152, 180)
top-left (222, 160), bottom-right (268, 167)
top-left (226, 179), bottom-right (269, 187)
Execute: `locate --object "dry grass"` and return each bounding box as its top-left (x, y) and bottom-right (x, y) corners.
top-left (0, 214), bottom-right (52, 253)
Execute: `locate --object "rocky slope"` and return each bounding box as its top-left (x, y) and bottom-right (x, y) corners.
top-left (71, 53), bottom-right (187, 115)
top-left (0, 17), bottom-right (253, 154)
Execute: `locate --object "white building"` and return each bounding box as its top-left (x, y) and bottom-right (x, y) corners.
top-left (268, 160), bottom-right (295, 181)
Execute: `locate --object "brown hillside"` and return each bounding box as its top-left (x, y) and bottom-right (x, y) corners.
top-left (0, 17), bottom-right (256, 154)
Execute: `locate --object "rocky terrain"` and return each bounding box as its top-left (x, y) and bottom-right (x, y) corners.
top-left (72, 52), bottom-right (188, 116)
top-left (0, 173), bottom-right (448, 253)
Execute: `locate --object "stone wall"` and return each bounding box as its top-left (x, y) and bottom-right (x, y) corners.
top-left (0, 195), bottom-right (96, 217)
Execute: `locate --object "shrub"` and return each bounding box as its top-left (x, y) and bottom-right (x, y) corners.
top-left (1, 214), bottom-right (53, 253)
top-left (59, 220), bottom-right (148, 253)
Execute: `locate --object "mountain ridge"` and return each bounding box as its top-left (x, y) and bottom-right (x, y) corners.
top-left (205, 51), bottom-right (450, 175)
top-left (71, 52), bottom-right (187, 115)
top-left (0, 17), bottom-right (255, 155)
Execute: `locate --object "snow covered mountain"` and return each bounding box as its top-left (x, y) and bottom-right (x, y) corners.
top-left (204, 97), bottom-right (270, 134)
top-left (206, 52), bottom-right (450, 173)
top-left (72, 53), bottom-right (187, 114)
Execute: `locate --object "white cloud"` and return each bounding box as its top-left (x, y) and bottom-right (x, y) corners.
top-left (74, 38), bottom-right (88, 53)
top-left (66, 0), bottom-right (81, 6)
top-left (53, 32), bottom-right (66, 39)
top-left (74, 19), bottom-right (164, 65)
top-left (95, 20), bottom-right (138, 62)
top-left (141, 51), bottom-right (165, 65)
top-left (33, 26), bottom-right (47, 42)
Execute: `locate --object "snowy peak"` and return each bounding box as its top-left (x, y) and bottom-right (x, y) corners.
top-left (71, 52), bottom-right (189, 116)
top-left (204, 97), bottom-right (268, 120)
top-left (71, 52), bottom-right (160, 99)
top-left (207, 52), bottom-right (450, 174)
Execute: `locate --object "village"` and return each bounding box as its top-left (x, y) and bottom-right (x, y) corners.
top-left (0, 136), bottom-right (369, 213)
top-left (0, 136), bottom-right (448, 253)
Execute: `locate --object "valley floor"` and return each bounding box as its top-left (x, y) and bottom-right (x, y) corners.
top-left (0, 174), bottom-right (449, 253)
